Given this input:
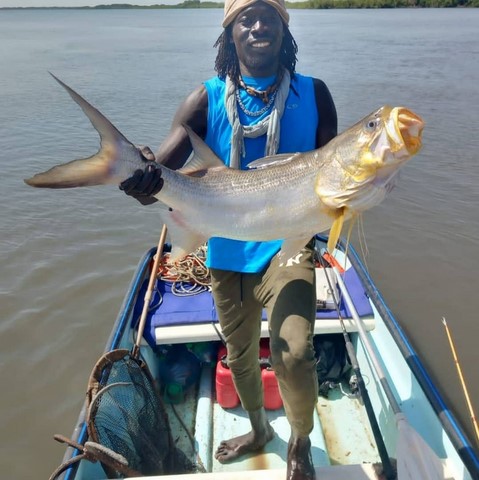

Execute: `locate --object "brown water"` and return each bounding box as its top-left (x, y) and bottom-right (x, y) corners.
top-left (0, 7), bottom-right (478, 479)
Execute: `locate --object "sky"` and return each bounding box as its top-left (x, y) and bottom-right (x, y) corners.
top-left (0, 0), bottom-right (180, 6)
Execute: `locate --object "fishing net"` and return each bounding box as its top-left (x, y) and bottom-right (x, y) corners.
top-left (49, 347), bottom-right (195, 480)
top-left (86, 348), bottom-right (175, 477)
top-left (49, 230), bottom-right (197, 479)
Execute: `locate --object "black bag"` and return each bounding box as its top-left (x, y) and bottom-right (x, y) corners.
top-left (314, 334), bottom-right (352, 397)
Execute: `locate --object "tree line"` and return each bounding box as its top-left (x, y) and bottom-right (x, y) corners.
top-left (299, 0), bottom-right (478, 7)
top-left (92, 0), bottom-right (479, 8)
top-left (2, 0), bottom-right (477, 9)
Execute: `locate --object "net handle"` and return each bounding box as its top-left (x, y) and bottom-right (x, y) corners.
top-left (132, 224), bottom-right (168, 360)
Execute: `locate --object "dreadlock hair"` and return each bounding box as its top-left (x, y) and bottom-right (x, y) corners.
top-left (213, 24), bottom-right (298, 85)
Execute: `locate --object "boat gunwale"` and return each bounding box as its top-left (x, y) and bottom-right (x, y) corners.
top-left (344, 239), bottom-right (479, 479)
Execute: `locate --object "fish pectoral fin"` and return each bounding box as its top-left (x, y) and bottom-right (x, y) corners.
top-left (327, 208), bottom-right (346, 253)
top-left (278, 237), bottom-right (311, 266)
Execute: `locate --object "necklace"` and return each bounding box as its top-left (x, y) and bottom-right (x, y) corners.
top-left (235, 88), bottom-right (278, 117)
top-left (238, 77), bottom-right (278, 104)
top-left (238, 70), bottom-right (284, 103)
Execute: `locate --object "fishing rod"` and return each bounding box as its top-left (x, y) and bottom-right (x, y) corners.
top-left (327, 248), bottom-right (453, 479)
top-left (317, 253), bottom-right (396, 479)
top-left (442, 317), bottom-right (479, 446)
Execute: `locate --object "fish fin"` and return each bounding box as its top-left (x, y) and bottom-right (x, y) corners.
top-left (162, 210), bottom-right (208, 263)
top-left (49, 72), bottom-right (131, 147)
top-left (24, 74), bottom-right (139, 188)
top-left (247, 152), bottom-right (300, 170)
top-left (327, 208), bottom-right (346, 253)
top-left (278, 237), bottom-right (311, 266)
top-left (169, 237), bottom-right (207, 263)
top-left (24, 154), bottom-right (117, 188)
top-left (180, 124), bottom-right (226, 176)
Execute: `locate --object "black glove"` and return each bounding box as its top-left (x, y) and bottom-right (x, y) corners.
top-left (119, 147), bottom-right (163, 205)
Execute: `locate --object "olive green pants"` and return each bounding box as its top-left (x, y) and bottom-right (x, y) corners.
top-left (210, 240), bottom-right (318, 436)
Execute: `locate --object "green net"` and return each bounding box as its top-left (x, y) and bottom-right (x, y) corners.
top-left (86, 349), bottom-right (179, 477)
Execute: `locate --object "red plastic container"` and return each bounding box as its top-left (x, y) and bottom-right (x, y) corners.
top-left (215, 346), bottom-right (240, 408)
top-left (216, 341), bottom-right (283, 410)
top-left (261, 367), bottom-right (283, 410)
top-left (259, 339), bottom-right (283, 410)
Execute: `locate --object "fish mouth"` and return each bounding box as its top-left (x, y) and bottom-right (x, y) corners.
top-left (387, 107), bottom-right (424, 156)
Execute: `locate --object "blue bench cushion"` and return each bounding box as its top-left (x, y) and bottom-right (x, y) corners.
top-left (133, 267), bottom-right (372, 348)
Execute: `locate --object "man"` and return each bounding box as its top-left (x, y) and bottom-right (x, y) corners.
top-left (121, 1), bottom-right (337, 478)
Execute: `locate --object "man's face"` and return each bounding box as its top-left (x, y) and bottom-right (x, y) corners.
top-left (231, 1), bottom-right (284, 77)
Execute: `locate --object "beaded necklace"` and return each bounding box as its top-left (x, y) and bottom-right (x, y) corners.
top-left (238, 75), bottom-right (281, 103)
top-left (235, 70), bottom-right (284, 117)
top-left (235, 88), bottom-right (278, 117)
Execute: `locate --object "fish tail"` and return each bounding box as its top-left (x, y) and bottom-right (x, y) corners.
top-left (24, 73), bottom-right (138, 188)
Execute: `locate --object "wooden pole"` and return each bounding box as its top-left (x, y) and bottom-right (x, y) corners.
top-left (131, 224), bottom-right (168, 360)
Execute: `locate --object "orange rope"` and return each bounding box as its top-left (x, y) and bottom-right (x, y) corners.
top-left (157, 246), bottom-right (210, 290)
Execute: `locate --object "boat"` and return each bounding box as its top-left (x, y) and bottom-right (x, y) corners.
top-left (50, 234), bottom-right (479, 480)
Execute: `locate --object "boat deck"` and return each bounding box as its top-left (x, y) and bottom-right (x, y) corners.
top-left (131, 463), bottom-right (382, 480)
top-left (157, 362), bottom-right (382, 478)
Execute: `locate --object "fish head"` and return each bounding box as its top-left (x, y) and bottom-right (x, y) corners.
top-left (316, 105), bottom-right (424, 213)
top-left (364, 104), bottom-right (423, 166)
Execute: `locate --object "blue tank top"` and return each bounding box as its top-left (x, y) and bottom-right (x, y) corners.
top-left (204, 73), bottom-right (318, 273)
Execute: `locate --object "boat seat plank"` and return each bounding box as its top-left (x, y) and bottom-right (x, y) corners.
top-left (134, 267), bottom-right (375, 346)
top-left (151, 317), bottom-right (376, 344)
top-left (129, 463), bottom-right (382, 479)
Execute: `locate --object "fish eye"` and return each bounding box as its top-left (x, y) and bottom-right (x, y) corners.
top-left (365, 118), bottom-right (379, 131)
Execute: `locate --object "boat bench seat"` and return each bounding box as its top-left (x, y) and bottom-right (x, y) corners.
top-left (137, 266), bottom-right (375, 346)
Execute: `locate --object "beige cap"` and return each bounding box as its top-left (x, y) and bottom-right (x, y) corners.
top-left (222, 0), bottom-right (290, 28)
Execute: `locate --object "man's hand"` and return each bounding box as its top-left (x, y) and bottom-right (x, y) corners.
top-left (119, 146), bottom-right (163, 205)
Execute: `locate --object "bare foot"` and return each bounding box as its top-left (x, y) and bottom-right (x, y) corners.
top-left (287, 437), bottom-right (315, 480)
top-left (214, 423), bottom-right (275, 463)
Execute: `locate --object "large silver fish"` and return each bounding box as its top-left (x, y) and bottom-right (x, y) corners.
top-left (25, 74), bottom-right (424, 262)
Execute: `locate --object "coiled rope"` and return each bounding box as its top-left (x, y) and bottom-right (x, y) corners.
top-left (157, 245), bottom-right (211, 296)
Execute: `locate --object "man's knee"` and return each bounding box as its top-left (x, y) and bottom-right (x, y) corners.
top-left (269, 335), bottom-right (316, 376)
